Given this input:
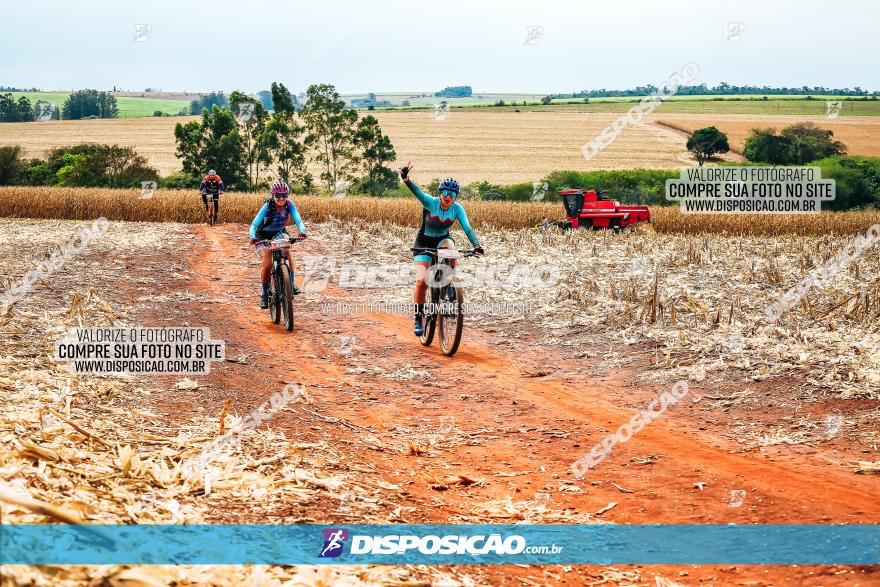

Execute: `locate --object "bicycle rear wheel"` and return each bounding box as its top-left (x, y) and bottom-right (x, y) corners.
top-left (269, 268), bottom-right (282, 324)
top-left (438, 281), bottom-right (463, 356)
top-left (419, 287), bottom-right (438, 346)
top-left (280, 263), bottom-right (294, 332)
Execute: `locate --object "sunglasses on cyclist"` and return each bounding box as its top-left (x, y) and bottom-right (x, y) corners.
top-left (439, 190), bottom-right (457, 198)
top-left (272, 194), bottom-right (288, 199)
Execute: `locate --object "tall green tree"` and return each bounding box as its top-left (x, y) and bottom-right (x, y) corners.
top-left (686, 126), bottom-right (730, 166)
top-left (174, 105), bottom-right (246, 188)
top-left (300, 83), bottom-right (359, 191)
top-left (813, 156), bottom-right (880, 209)
top-left (0, 94), bottom-right (15, 121)
top-left (190, 91), bottom-right (228, 115)
top-left (0, 94), bottom-right (34, 122)
top-left (744, 123), bottom-right (846, 165)
top-left (45, 144), bottom-right (158, 187)
top-left (61, 89), bottom-right (118, 119)
top-left (743, 129), bottom-right (794, 165)
top-left (354, 115), bottom-right (396, 195)
top-left (16, 96), bottom-right (33, 121)
top-left (230, 91), bottom-right (271, 190)
top-left (780, 122), bottom-right (846, 164)
top-left (270, 82), bottom-right (296, 117)
top-left (265, 82), bottom-right (311, 190)
top-left (0, 146), bottom-right (23, 184)
top-left (100, 145), bottom-right (160, 187)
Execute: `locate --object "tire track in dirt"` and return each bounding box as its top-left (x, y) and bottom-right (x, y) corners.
top-left (143, 223), bottom-right (880, 586)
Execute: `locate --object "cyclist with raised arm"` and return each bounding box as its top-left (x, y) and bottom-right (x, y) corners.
top-left (399, 161), bottom-right (484, 336)
top-left (199, 170), bottom-right (224, 224)
top-left (249, 181), bottom-right (307, 309)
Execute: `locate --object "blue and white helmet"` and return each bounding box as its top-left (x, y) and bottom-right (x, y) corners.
top-left (438, 177), bottom-right (460, 195)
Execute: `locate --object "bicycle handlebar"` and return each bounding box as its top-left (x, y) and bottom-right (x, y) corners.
top-left (410, 247), bottom-right (481, 258)
top-left (254, 236), bottom-right (305, 249)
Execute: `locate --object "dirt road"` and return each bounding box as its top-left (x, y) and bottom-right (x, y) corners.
top-left (133, 224), bottom-right (879, 586)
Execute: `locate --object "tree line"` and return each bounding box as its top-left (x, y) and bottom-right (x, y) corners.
top-left (435, 86), bottom-right (473, 98)
top-left (0, 81), bottom-right (397, 195)
top-left (0, 144), bottom-right (158, 187)
top-left (552, 84), bottom-right (880, 99)
top-left (455, 123), bottom-right (875, 210)
top-left (174, 82), bottom-right (396, 195)
top-left (0, 90), bottom-right (119, 122)
top-left (189, 92), bottom-right (229, 115)
top-left (685, 122), bottom-right (847, 167)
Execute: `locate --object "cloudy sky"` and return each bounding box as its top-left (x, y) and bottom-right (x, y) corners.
top-left (2, 0), bottom-right (875, 94)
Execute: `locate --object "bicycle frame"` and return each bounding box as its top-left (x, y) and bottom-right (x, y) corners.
top-left (255, 236), bottom-right (303, 331)
top-left (201, 191), bottom-right (218, 225)
top-left (412, 247), bottom-right (476, 292)
top-left (411, 247), bottom-right (477, 356)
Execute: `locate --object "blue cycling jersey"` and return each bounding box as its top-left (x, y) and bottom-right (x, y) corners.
top-left (249, 198), bottom-right (306, 238)
top-left (404, 179), bottom-right (480, 246)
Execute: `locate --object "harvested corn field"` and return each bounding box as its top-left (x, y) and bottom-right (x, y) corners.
top-left (7, 0), bottom-right (880, 582)
top-left (5, 110), bottom-right (879, 186)
top-left (1, 217), bottom-right (878, 585)
top-left (0, 117), bottom-right (188, 175)
top-left (657, 114), bottom-right (880, 157)
top-left (0, 109), bottom-right (696, 182)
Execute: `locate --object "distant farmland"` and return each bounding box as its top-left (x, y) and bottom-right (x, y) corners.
top-left (533, 97), bottom-right (880, 117)
top-left (1, 109), bottom-right (879, 183)
top-left (0, 111), bottom-right (697, 182)
top-left (389, 94), bottom-right (880, 117)
top-left (7, 91), bottom-right (879, 119)
top-left (656, 113), bottom-right (880, 157)
top-left (4, 92), bottom-right (191, 118)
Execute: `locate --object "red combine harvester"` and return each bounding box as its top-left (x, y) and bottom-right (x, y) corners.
top-left (554, 189), bottom-right (651, 230)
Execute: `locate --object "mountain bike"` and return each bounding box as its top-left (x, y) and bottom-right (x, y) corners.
top-left (412, 247), bottom-right (478, 356)
top-left (255, 235), bottom-right (304, 332)
top-left (202, 192), bottom-right (218, 226)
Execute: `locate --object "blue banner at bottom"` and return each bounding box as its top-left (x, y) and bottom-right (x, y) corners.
top-left (1, 524), bottom-right (877, 565)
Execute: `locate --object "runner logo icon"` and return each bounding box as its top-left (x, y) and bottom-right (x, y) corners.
top-left (319, 528), bottom-right (349, 558)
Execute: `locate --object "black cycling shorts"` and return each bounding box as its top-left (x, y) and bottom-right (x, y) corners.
top-left (412, 233), bottom-right (454, 262)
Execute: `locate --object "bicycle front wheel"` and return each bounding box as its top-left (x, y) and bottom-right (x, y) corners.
top-left (419, 287), bottom-right (438, 346)
top-left (269, 268), bottom-right (282, 324)
top-left (438, 282), bottom-right (463, 356)
top-left (280, 263), bottom-right (294, 332)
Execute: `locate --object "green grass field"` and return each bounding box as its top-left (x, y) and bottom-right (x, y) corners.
top-left (5, 92), bottom-right (190, 118)
top-left (7, 90), bottom-right (879, 118)
top-left (535, 98), bottom-right (880, 116)
top-left (350, 92), bottom-right (546, 108)
top-left (438, 96), bottom-right (879, 116)
top-left (559, 94), bottom-right (861, 102)
top-left (371, 93), bottom-right (880, 116)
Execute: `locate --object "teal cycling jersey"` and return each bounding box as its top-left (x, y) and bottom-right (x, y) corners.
top-left (404, 179), bottom-right (480, 246)
top-left (249, 198), bottom-right (306, 238)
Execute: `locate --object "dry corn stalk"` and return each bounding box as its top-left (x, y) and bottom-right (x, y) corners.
top-left (218, 399), bottom-right (232, 435)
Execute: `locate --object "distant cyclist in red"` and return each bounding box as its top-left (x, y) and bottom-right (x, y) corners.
top-left (199, 170), bottom-right (225, 224)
